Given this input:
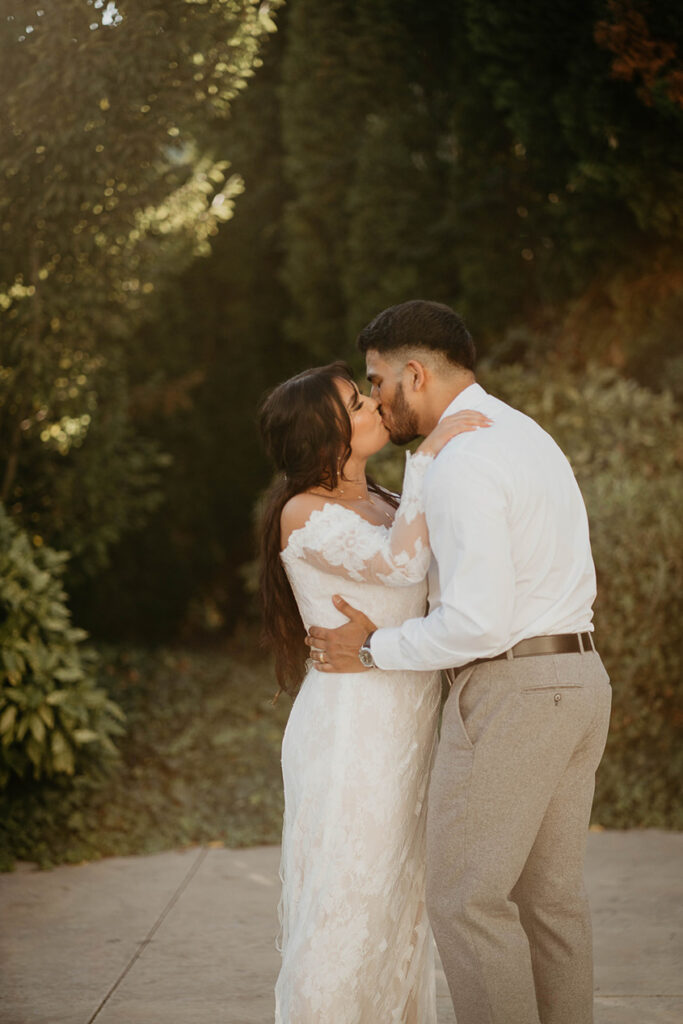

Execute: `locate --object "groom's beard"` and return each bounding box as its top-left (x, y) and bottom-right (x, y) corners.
top-left (383, 382), bottom-right (420, 446)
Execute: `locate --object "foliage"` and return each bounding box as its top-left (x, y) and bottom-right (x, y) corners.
top-left (585, 470), bottom-right (682, 825)
top-left (0, 0), bottom-right (282, 585)
top-left (342, 1), bottom-right (459, 337)
top-left (274, 0), bottom-right (683, 359)
top-left (464, 0), bottom-right (683, 238)
top-left (458, 0), bottom-right (683, 377)
top-left (0, 0), bottom-right (279, 329)
top-left (73, 21), bottom-right (298, 639)
top-left (4, 0), bottom-right (681, 647)
top-left (279, 0), bottom-right (361, 357)
top-left (595, 0), bottom-right (683, 109)
top-left (134, 0), bottom-right (681, 643)
top-left (2, 353), bottom-right (172, 583)
top-left (0, 642), bottom-right (288, 870)
top-left (372, 363), bottom-right (683, 828)
top-left (0, 507), bottom-right (125, 786)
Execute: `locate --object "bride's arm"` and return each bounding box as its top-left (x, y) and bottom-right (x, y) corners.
top-left (280, 410), bottom-right (491, 587)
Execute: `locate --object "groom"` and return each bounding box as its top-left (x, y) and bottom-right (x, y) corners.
top-left (308, 300), bottom-right (611, 1024)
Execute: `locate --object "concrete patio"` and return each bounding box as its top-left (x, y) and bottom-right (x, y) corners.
top-left (1, 830), bottom-right (681, 1024)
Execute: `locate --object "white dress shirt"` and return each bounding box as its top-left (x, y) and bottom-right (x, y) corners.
top-left (370, 382), bottom-right (597, 671)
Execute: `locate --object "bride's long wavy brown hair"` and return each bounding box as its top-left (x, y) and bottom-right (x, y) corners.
top-left (258, 361), bottom-right (398, 697)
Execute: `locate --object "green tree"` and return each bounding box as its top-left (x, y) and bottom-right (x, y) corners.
top-left (343, 0), bottom-right (460, 339)
top-left (71, 20), bottom-right (297, 639)
top-left (0, 0), bottom-right (281, 581)
top-left (23, 0), bottom-right (677, 638)
top-left (456, 0), bottom-right (683, 374)
top-left (280, 0), bottom-right (362, 357)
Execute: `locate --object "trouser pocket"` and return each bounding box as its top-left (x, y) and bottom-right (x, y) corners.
top-left (444, 666), bottom-right (476, 751)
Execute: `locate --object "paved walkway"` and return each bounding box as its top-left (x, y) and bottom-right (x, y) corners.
top-left (0, 830), bottom-right (681, 1024)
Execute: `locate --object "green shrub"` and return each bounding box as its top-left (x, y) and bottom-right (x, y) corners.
top-left (0, 644), bottom-right (288, 870)
top-left (369, 364), bottom-right (683, 827)
top-left (0, 507), bottom-right (125, 786)
top-left (584, 472), bottom-right (682, 826)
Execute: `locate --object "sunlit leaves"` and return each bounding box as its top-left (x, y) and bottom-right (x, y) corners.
top-left (0, 0), bottom-right (283, 337)
top-left (0, 0), bottom-right (282, 581)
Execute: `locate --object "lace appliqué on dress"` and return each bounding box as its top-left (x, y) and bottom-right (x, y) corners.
top-left (281, 451), bottom-right (434, 586)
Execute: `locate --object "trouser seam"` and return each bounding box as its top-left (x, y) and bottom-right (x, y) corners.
top-left (461, 715), bottom-right (495, 1024)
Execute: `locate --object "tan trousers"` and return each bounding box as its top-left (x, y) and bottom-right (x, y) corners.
top-left (425, 650), bottom-right (611, 1024)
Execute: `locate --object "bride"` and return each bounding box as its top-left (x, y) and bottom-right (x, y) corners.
top-left (258, 361), bottom-right (490, 1023)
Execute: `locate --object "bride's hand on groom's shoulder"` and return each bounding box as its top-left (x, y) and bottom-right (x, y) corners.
top-left (417, 409), bottom-right (492, 458)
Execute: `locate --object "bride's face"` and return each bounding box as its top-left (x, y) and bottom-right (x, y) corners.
top-left (335, 378), bottom-right (389, 459)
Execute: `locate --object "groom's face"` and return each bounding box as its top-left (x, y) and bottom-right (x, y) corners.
top-left (365, 349), bottom-right (420, 446)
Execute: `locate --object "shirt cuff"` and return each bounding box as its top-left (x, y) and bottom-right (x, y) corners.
top-left (370, 626), bottom-right (406, 671)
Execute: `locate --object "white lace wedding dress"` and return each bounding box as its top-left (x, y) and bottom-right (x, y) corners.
top-left (275, 452), bottom-right (441, 1024)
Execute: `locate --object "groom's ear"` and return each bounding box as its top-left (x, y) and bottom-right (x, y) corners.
top-left (405, 359), bottom-right (427, 392)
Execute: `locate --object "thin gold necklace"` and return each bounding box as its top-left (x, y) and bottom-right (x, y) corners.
top-left (308, 486), bottom-right (393, 521)
top-left (336, 485), bottom-right (370, 500)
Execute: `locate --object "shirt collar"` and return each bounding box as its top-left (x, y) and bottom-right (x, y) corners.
top-left (438, 382), bottom-right (488, 422)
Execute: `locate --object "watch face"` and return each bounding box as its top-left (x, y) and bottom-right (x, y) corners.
top-left (359, 647), bottom-right (374, 668)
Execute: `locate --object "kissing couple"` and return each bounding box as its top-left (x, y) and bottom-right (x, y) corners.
top-left (258, 300), bottom-right (611, 1024)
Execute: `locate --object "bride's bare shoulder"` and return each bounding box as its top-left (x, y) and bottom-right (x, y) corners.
top-left (280, 492), bottom-right (331, 548)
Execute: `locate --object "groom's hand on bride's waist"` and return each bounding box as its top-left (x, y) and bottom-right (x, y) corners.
top-left (306, 597), bottom-right (377, 673)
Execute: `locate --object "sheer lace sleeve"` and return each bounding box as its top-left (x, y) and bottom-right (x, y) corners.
top-left (281, 451), bottom-right (433, 586)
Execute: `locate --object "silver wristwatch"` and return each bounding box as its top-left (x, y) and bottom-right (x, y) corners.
top-left (358, 631), bottom-right (376, 668)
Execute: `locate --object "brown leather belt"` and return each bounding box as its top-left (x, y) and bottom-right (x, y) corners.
top-left (469, 632), bottom-right (595, 668)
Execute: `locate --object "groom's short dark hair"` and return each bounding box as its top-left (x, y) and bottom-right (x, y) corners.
top-left (357, 300), bottom-right (476, 370)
